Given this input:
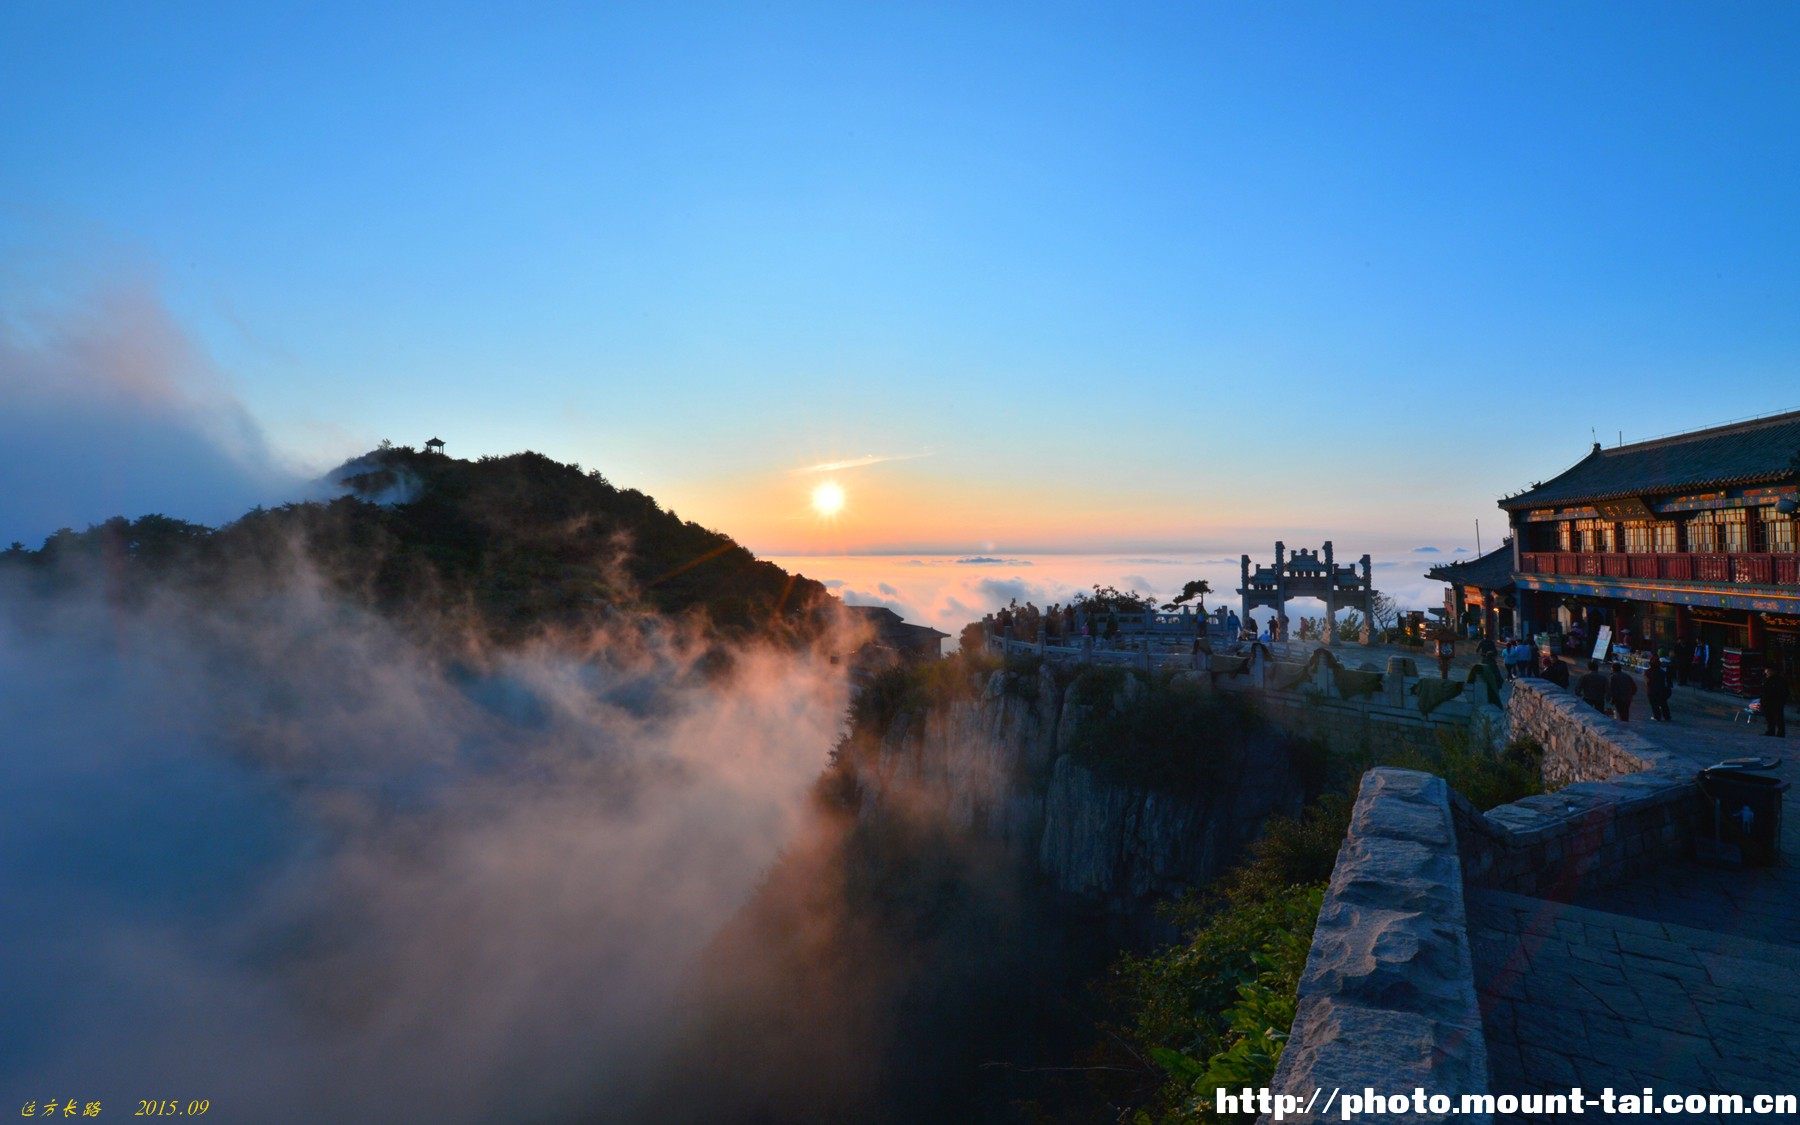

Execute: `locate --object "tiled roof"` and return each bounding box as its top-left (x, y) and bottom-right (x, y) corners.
top-left (1498, 410), bottom-right (1800, 511)
top-left (1425, 540), bottom-right (1515, 590)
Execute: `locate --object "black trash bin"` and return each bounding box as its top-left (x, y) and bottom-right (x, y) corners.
top-left (1695, 762), bottom-right (1788, 867)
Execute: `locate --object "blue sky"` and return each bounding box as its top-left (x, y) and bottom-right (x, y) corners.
top-left (4, 1), bottom-right (1798, 553)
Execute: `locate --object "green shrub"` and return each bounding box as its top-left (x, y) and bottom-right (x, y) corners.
top-left (1067, 666), bottom-right (1132, 709)
top-left (1002, 653), bottom-right (1045, 701)
top-left (851, 664), bottom-right (925, 738)
top-left (920, 649), bottom-right (999, 703)
top-left (1117, 884), bottom-right (1324, 1124)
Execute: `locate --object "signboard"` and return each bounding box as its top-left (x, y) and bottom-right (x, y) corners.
top-left (1591, 625), bottom-right (1613, 661)
top-left (1593, 496), bottom-right (1655, 520)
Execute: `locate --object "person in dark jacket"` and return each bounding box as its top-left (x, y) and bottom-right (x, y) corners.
top-left (1763, 670), bottom-right (1790, 738)
top-left (1576, 660), bottom-right (1609, 712)
top-left (1674, 638), bottom-right (1695, 686)
top-left (1645, 657), bottom-right (1673, 722)
top-left (1608, 661), bottom-right (1638, 721)
top-left (1542, 654), bottom-right (1571, 690)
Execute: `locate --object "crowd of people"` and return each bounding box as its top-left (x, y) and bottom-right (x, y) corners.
top-left (989, 599), bottom-right (1271, 646)
top-left (1469, 629), bottom-right (1790, 737)
top-left (992, 600), bottom-right (1085, 641)
top-left (986, 602), bottom-right (1792, 740)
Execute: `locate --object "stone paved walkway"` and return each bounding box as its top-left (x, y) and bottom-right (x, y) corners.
top-left (1581, 687), bottom-right (1800, 949)
top-left (1469, 671), bottom-right (1798, 1122)
top-left (1469, 889), bottom-right (1800, 1123)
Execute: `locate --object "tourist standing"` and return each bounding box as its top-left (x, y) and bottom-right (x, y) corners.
top-left (1576, 660), bottom-right (1609, 712)
top-left (1692, 640), bottom-right (1711, 690)
top-left (1608, 662), bottom-right (1638, 721)
top-left (1226, 609), bottom-right (1241, 638)
top-left (1762, 670), bottom-right (1789, 738)
top-left (1646, 657), bottom-right (1673, 722)
top-left (1542, 653), bottom-right (1571, 690)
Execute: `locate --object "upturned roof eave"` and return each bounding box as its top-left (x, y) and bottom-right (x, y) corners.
top-left (1497, 468), bottom-right (1790, 511)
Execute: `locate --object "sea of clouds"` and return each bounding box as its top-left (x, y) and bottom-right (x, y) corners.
top-left (771, 548), bottom-right (1467, 648)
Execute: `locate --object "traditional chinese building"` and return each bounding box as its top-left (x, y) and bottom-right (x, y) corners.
top-left (1425, 539), bottom-right (1518, 640)
top-left (843, 605), bottom-right (950, 663)
top-left (1436, 410), bottom-right (1800, 689)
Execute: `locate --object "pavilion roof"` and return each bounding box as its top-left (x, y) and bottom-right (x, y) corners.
top-left (1497, 409), bottom-right (1800, 511)
top-left (1425, 540), bottom-right (1515, 591)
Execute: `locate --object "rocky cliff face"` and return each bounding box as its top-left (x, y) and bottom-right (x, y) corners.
top-left (850, 663), bottom-right (1307, 918)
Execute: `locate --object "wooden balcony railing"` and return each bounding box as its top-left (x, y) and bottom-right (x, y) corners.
top-left (1519, 552), bottom-right (1800, 586)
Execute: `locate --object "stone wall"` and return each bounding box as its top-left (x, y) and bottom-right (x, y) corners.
top-left (1260, 769), bottom-right (1490, 1125)
top-left (1451, 776), bottom-right (1695, 900)
top-left (1211, 662), bottom-right (1504, 758)
top-left (1454, 680), bottom-right (1699, 900)
top-left (1266, 681), bottom-right (1705, 1122)
top-left (1506, 677), bottom-right (1661, 787)
top-left (988, 631), bottom-right (1507, 757)
top-left (1247, 688), bottom-right (1489, 760)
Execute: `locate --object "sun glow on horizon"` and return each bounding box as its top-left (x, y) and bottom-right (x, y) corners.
top-left (811, 480), bottom-right (845, 517)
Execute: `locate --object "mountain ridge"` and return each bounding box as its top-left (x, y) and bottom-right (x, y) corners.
top-left (1, 445), bottom-right (835, 642)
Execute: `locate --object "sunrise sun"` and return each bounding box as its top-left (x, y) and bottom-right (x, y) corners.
top-left (811, 481), bottom-right (845, 517)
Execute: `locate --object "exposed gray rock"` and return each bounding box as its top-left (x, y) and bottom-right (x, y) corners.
top-left (853, 665), bottom-right (1303, 917)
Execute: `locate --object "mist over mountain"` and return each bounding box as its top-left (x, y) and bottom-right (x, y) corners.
top-left (0, 452), bottom-right (859, 1123)
top-left (4, 445), bottom-right (832, 641)
top-left (3, 446), bottom-right (1181, 1125)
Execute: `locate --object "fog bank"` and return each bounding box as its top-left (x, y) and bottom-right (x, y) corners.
top-left (0, 571), bottom-right (845, 1122)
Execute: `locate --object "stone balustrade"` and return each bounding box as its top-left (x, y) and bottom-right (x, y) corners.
top-left (1262, 769), bottom-right (1490, 1124)
top-left (1451, 680), bottom-right (1697, 900)
top-left (987, 630), bottom-right (1498, 756)
top-left (1260, 682), bottom-right (1705, 1123)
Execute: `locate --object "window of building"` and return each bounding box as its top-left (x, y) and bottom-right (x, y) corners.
top-left (1558, 522), bottom-right (1572, 552)
top-left (1765, 508), bottom-right (1797, 552)
top-left (1689, 512), bottom-right (1717, 552)
top-left (1575, 518), bottom-right (1615, 553)
top-left (1687, 513), bottom-right (1718, 552)
top-left (1722, 509), bottom-right (1748, 553)
top-left (1688, 509), bottom-right (1749, 553)
top-left (1622, 521), bottom-right (1679, 553)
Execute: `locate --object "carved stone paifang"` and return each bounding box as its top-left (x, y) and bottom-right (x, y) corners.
top-left (1238, 540), bottom-right (1383, 645)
